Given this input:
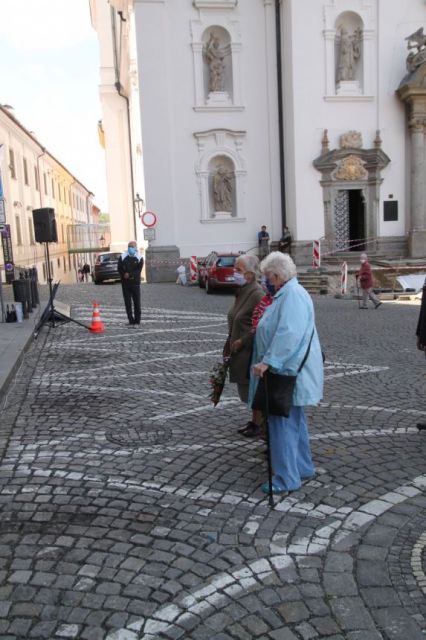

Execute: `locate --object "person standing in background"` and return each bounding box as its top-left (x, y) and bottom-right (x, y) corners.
top-left (118, 241), bottom-right (144, 327)
top-left (258, 225), bottom-right (270, 259)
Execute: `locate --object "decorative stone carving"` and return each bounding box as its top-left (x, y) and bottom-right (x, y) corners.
top-left (213, 164), bottom-right (233, 212)
top-left (340, 131), bottom-right (363, 149)
top-left (405, 27), bottom-right (426, 72)
top-left (322, 129), bottom-right (330, 154)
top-left (204, 32), bottom-right (226, 92)
top-left (336, 26), bottom-right (362, 82)
top-left (332, 155), bottom-right (368, 181)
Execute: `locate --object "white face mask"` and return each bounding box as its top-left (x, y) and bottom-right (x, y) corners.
top-left (233, 272), bottom-right (246, 286)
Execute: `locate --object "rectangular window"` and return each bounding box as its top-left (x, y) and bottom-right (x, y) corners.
top-left (68, 255), bottom-right (71, 271)
top-left (15, 215), bottom-right (22, 245)
top-left (28, 218), bottom-right (35, 244)
top-left (51, 179), bottom-right (55, 199)
top-left (34, 166), bottom-right (40, 191)
top-left (23, 158), bottom-right (29, 185)
top-left (58, 185), bottom-right (61, 202)
top-left (9, 148), bottom-right (16, 179)
top-left (61, 224), bottom-right (65, 243)
top-left (63, 256), bottom-right (67, 272)
top-left (44, 173), bottom-right (48, 195)
top-left (42, 263), bottom-right (46, 280)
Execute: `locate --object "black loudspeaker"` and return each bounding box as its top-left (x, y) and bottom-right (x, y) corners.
top-left (32, 208), bottom-right (58, 243)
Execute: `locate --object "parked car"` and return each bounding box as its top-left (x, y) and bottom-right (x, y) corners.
top-left (92, 251), bottom-right (122, 284)
top-left (200, 251), bottom-right (241, 294)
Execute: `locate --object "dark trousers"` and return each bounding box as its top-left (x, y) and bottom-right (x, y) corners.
top-left (122, 283), bottom-right (141, 324)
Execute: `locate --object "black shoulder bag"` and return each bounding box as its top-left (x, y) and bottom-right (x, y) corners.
top-left (251, 330), bottom-right (314, 417)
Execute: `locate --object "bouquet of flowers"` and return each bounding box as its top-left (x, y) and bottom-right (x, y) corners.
top-left (209, 360), bottom-right (229, 406)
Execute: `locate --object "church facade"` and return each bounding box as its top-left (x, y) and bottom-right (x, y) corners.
top-left (94, 0), bottom-right (426, 274)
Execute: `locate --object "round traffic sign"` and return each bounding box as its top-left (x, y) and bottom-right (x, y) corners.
top-left (141, 211), bottom-right (157, 228)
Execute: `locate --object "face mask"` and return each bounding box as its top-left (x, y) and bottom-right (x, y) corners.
top-left (233, 272), bottom-right (246, 286)
top-left (128, 247), bottom-right (136, 256)
top-left (261, 276), bottom-right (276, 296)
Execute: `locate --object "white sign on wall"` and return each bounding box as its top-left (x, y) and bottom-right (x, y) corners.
top-left (143, 228), bottom-right (156, 241)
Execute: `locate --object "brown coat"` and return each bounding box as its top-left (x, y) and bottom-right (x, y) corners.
top-left (227, 281), bottom-right (264, 384)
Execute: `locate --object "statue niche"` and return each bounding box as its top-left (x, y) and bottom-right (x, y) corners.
top-left (203, 27), bottom-right (232, 106)
top-left (209, 156), bottom-right (235, 218)
top-left (334, 14), bottom-right (363, 96)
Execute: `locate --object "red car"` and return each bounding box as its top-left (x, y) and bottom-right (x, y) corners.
top-left (199, 251), bottom-right (241, 294)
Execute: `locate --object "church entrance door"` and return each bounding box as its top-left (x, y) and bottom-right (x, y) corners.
top-left (334, 189), bottom-right (365, 251)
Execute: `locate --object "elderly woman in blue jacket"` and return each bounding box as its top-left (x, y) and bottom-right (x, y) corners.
top-left (249, 252), bottom-right (324, 495)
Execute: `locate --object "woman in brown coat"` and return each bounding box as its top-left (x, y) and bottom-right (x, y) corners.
top-left (227, 255), bottom-right (264, 435)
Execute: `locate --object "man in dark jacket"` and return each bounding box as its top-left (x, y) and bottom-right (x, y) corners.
top-left (416, 277), bottom-right (426, 430)
top-left (416, 277), bottom-right (426, 352)
top-left (118, 241), bottom-right (144, 327)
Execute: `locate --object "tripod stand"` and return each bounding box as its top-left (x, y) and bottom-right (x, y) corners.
top-left (34, 241), bottom-right (89, 339)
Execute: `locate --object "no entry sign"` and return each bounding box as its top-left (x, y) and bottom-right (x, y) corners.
top-left (141, 211), bottom-right (157, 228)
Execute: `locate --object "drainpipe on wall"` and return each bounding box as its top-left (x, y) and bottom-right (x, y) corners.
top-left (36, 148), bottom-right (46, 207)
top-left (110, 5), bottom-right (137, 241)
top-left (275, 0), bottom-right (287, 231)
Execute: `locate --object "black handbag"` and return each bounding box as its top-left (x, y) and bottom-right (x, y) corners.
top-left (251, 330), bottom-right (314, 417)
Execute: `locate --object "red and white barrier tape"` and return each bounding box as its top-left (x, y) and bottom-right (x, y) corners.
top-left (312, 240), bottom-right (321, 269)
top-left (340, 261), bottom-right (348, 294)
top-left (190, 256), bottom-right (198, 282)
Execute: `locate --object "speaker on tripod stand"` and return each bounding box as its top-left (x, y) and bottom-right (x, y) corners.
top-left (32, 207), bottom-right (88, 337)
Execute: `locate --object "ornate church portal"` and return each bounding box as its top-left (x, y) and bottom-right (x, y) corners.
top-left (314, 130), bottom-right (390, 256)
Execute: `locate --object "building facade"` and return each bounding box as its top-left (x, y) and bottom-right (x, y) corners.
top-left (92, 0), bottom-right (426, 277)
top-left (0, 105), bottom-right (97, 284)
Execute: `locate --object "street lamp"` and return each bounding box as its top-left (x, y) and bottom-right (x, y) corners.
top-left (134, 193), bottom-right (144, 221)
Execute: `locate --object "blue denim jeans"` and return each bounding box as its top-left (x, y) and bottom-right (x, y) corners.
top-left (268, 406), bottom-right (315, 491)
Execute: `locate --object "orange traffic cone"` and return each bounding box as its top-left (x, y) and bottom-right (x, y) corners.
top-left (89, 302), bottom-right (105, 333)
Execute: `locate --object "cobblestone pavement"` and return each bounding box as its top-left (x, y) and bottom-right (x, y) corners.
top-left (0, 282), bottom-right (425, 640)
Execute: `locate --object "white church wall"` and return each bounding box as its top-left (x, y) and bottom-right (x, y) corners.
top-left (134, 0), bottom-right (281, 258)
top-left (376, 0), bottom-right (426, 239)
top-left (287, 0), bottom-right (424, 249)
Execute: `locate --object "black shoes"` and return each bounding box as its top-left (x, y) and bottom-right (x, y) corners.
top-left (237, 422), bottom-right (261, 438)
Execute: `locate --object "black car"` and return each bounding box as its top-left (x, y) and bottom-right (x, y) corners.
top-left (93, 251), bottom-right (122, 284)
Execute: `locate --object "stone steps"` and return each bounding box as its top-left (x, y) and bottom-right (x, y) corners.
top-left (298, 272), bottom-right (329, 295)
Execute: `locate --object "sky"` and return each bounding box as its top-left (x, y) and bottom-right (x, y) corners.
top-left (0, 0), bottom-right (107, 210)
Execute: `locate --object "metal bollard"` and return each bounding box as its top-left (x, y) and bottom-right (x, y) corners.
top-left (24, 270), bottom-right (33, 313)
top-left (30, 267), bottom-right (39, 307)
top-left (12, 276), bottom-right (30, 319)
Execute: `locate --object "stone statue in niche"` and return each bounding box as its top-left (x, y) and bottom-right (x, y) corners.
top-left (337, 26), bottom-right (362, 82)
top-left (204, 32), bottom-right (226, 92)
top-left (213, 165), bottom-right (233, 212)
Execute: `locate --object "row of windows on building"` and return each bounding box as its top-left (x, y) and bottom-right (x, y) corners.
top-left (41, 254), bottom-right (85, 280)
top-left (8, 147), bottom-right (87, 213)
top-left (14, 216), bottom-right (68, 247)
